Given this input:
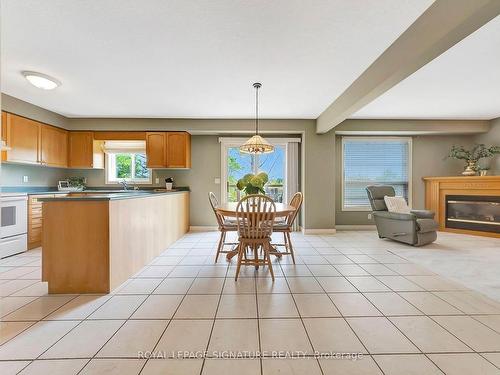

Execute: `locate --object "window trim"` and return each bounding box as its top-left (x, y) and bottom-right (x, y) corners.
top-left (341, 136), bottom-right (412, 212)
top-left (105, 152), bottom-right (152, 185)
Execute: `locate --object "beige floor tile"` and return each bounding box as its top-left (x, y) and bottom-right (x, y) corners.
top-left (385, 263), bottom-right (435, 276)
top-left (364, 292), bottom-right (422, 315)
top-left (0, 320), bottom-right (79, 360)
top-left (141, 359), bottom-right (203, 375)
top-left (256, 278), bottom-right (290, 293)
top-left (202, 359), bottom-right (260, 375)
top-left (0, 280), bottom-right (38, 297)
top-left (42, 320), bottom-right (124, 359)
top-left (179, 256), bottom-right (209, 265)
top-left (374, 354), bottom-right (443, 375)
top-left (19, 359), bottom-right (88, 375)
top-left (359, 264), bottom-right (398, 276)
top-left (217, 294), bottom-right (257, 318)
top-left (131, 295), bottom-right (183, 319)
top-left (293, 294), bottom-right (341, 317)
top-left (262, 358), bottom-right (322, 375)
top-left (319, 356), bottom-right (383, 375)
top-left (299, 255), bottom-right (329, 265)
top-left (116, 278), bottom-right (162, 294)
top-left (432, 316), bottom-right (500, 351)
top-left (0, 321), bottom-right (35, 345)
top-left (307, 265), bottom-right (341, 277)
top-left (328, 293), bottom-right (381, 317)
top-left (259, 319), bottom-right (314, 354)
top-left (188, 278), bottom-right (224, 294)
top-left (154, 320), bottom-right (212, 355)
top-left (98, 320), bottom-right (168, 357)
top-left (88, 295), bottom-right (147, 319)
top-left (137, 266), bottom-right (174, 278)
top-left (347, 317), bottom-right (419, 354)
top-left (45, 295), bottom-right (111, 320)
top-left (406, 276), bottom-right (466, 291)
top-left (286, 277), bottom-right (323, 293)
top-left (168, 266), bottom-right (202, 277)
top-left (197, 266), bottom-right (228, 278)
top-left (2, 296), bottom-right (75, 321)
top-left (335, 264), bottom-right (370, 276)
top-left (346, 255), bottom-right (379, 264)
top-left (0, 267), bottom-right (36, 279)
top-left (11, 281), bottom-right (48, 296)
top-left (0, 296), bottom-right (37, 318)
top-left (325, 255), bottom-right (354, 264)
top-left (151, 256), bottom-right (183, 266)
top-left (428, 353), bottom-right (500, 375)
top-left (79, 359), bottom-right (145, 375)
top-left (280, 265), bottom-right (312, 277)
top-left (474, 315), bottom-right (500, 333)
top-left (317, 277), bottom-right (357, 293)
top-left (347, 277), bottom-right (390, 292)
top-left (223, 278), bottom-right (256, 294)
top-left (375, 276), bottom-right (424, 292)
top-left (208, 319), bottom-right (259, 354)
top-left (153, 278), bottom-right (194, 294)
top-left (174, 295), bottom-right (219, 319)
top-left (258, 294), bottom-right (299, 318)
top-left (482, 353), bottom-right (500, 368)
top-left (398, 292), bottom-right (463, 315)
top-left (303, 318), bottom-right (366, 353)
top-left (390, 316), bottom-right (471, 353)
top-left (0, 361), bottom-right (31, 375)
top-left (434, 291), bottom-right (500, 314)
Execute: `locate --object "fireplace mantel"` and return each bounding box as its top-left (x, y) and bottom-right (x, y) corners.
top-left (423, 176), bottom-right (500, 238)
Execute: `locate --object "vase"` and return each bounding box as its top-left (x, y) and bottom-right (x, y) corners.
top-left (462, 160), bottom-right (477, 176)
top-left (479, 170), bottom-right (488, 176)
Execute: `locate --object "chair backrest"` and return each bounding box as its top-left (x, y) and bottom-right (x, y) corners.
top-left (236, 194), bottom-right (276, 239)
top-left (365, 185), bottom-right (395, 211)
top-left (287, 192), bottom-right (303, 225)
top-left (208, 192), bottom-right (224, 227)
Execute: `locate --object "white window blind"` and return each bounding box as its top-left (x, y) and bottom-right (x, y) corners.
top-left (342, 137), bottom-right (411, 210)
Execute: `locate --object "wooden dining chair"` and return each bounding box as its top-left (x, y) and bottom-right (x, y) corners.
top-left (271, 192), bottom-right (303, 264)
top-left (235, 194), bottom-right (276, 281)
top-left (208, 192), bottom-right (238, 262)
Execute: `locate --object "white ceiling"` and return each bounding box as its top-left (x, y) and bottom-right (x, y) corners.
top-left (1, 0), bottom-right (433, 118)
top-left (352, 15), bottom-right (500, 120)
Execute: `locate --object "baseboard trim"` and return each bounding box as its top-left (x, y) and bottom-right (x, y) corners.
top-left (302, 228), bottom-right (337, 235)
top-left (189, 226), bottom-right (219, 231)
top-left (335, 225), bottom-right (377, 231)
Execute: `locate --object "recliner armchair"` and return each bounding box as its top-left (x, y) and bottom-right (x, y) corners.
top-left (366, 185), bottom-right (438, 246)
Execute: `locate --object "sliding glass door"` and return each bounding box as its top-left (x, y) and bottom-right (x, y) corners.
top-left (222, 140), bottom-right (287, 203)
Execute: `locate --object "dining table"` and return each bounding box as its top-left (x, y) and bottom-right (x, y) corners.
top-left (215, 202), bottom-right (296, 260)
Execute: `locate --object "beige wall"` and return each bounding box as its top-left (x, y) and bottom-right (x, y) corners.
top-left (474, 117), bottom-right (500, 173)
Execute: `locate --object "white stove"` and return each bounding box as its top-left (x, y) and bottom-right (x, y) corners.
top-left (1, 193), bottom-right (28, 258)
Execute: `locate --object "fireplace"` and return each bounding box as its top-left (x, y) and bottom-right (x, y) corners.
top-left (446, 195), bottom-right (500, 234)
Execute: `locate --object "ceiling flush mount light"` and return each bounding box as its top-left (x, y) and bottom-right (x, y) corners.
top-left (239, 82), bottom-right (274, 154)
top-left (22, 71), bottom-right (61, 90)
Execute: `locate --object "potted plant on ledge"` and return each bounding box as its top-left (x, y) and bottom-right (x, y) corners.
top-left (447, 144), bottom-right (500, 176)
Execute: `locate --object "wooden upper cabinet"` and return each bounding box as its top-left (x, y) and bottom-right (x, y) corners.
top-left (146, 132), bottom-right (167, 168)
top-left (166, 132), bottom-right (191, 168)
top-left (4, 113), bottom-right (40, 164)
top-left (69, 131), bottom-right (93, 168)
top-left (40, 124), bottom-right (68, 167)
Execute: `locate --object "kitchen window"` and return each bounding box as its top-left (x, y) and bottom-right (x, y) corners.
top-left (342, 137), bottom-right (412, 211)
top-left (104, 141), bottom-right (152, 184)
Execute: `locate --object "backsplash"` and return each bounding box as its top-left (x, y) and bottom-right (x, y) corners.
top-left (1, 163), bottom-right (68, 187)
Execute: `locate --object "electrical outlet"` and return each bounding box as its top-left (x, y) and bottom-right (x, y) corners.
top-left (367, 213), bottom-right (372, 220)
top-left (23, 175), bottom-right (29, 183)
top-left (214, 178), bottom-right (221, 184)
top-left (155, 177), bottom-right (160, 184)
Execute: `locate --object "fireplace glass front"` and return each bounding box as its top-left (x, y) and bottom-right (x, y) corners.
top-left (446, 195), bottom-right (500, 233)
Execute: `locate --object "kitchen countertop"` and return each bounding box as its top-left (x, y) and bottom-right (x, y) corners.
top-left (37, 189), bottom-right (189, 201)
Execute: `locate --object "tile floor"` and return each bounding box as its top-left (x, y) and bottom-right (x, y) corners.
top-left (1, 230), bottom-right (500, 374)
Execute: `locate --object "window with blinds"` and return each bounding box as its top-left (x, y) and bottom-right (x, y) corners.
top-left (342, 137), bottom-right (411, 210)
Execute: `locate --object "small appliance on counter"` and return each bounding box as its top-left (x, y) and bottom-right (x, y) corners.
top-left (165, 177), bottom-right (174, 190)
top-left (1, 193), bottom-right (28, 258)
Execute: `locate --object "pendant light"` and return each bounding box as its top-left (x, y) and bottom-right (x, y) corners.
top-left (239, 82), bottom-right (274, 154)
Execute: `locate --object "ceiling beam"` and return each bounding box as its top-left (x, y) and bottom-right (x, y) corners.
top-left (316, 0), bottom-right (500, 134)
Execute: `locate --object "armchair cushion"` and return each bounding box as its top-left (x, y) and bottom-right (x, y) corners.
top-left (373, 211), bottom-right (416, 221)
top-left (416, 218), bottom-right (439, 233)
top-left (411, 210), bottom-right (435, 219)
top-left (384, 196), bottom-right (411, 214)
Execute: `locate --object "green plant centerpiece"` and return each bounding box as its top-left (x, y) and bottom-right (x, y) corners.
top-left (67, 177), bottom-right (86, 190)
top-left (236, 172), bottom-right (268, 195)
top-left (447, 144), bottom-right (500, 176)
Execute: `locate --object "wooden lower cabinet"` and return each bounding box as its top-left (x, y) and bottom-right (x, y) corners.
top-left (28, 194), bottom-right (54, 249)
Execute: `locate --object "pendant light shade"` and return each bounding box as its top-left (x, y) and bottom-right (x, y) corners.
top-left (239, 83), bottom-right (274, 154)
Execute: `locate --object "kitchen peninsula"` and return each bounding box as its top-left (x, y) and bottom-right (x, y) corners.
top-left (39, 190), bottom-right (189, 293)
